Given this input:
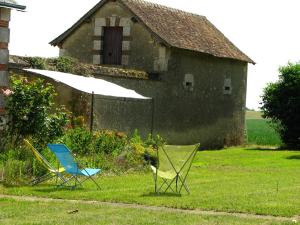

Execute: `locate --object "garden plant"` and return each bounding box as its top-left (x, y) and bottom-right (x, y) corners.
top-left (261, 62), bottom-right (300, 149)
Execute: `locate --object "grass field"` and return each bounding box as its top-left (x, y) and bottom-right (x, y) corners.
top-left (0, 112), bottom-right (292, 224)
top-left (1, 198), bottom-right (295, 225)
top-left (1, 147), bottom-right (300, 219)
top-left (246, 111), bottom-right (282, 146)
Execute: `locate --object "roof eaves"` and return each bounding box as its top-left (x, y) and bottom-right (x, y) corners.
top-left (50, 0), bottom-right (171, 48)
top-left (0, 2), bottom-right (26, 11)
top-left (203, 18), bottom-right (255, 64)
top-left (173, 46), bottom-right (255, 65)
top-left (49, 0), bottom-right (108, 46)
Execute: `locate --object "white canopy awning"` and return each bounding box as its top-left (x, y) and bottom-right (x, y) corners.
top-left (25, 69), bottom-right (151, 100)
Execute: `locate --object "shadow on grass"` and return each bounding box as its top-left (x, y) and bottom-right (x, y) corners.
top-left (34, 186), bottom-right (85, 193)
top-left (286, 155), bottom-right (300, 160)
top-left (141, 192), bottom-right (182, 198)
top-left (245, 146), bottom-right (281, 151)
top-left (0, 182), bottom-right (24, 188)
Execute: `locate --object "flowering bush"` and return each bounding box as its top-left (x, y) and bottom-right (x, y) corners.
top-left (0, 76), bottom-right (69, 152)
top-left (56, 128), bottom-right (162, 172)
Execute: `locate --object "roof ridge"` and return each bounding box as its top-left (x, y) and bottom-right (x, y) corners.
top-left (123, 0), bottom-right (206, 19)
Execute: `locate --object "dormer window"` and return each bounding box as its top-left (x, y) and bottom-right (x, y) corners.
top-left (103, 27), bottom-right (123, 65)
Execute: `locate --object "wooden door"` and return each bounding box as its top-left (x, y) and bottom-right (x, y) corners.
top-left (103, 27), bottom-right (123, 65)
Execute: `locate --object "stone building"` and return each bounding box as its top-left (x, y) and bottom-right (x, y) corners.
top-left (49, 0), bottom-right (254, 148)
top-left (0, 0), bottom-right (25, 128)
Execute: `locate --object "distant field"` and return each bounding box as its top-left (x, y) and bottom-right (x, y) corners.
top-left (246, 111), bottom-right (282, 146)
top-left (246, 111), bottom-right (263, 120)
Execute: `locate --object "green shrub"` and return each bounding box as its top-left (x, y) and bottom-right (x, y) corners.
top-left (72, 116), bottom-right (86, 128)
top-left (0, 76), bottom-right (69, 184)
top-left (130, 129), bottom-right (143, 144)
top-left (261, 62), bottom-right (300, 149)
top-left (0, 147), bottom-right (35, 184)
top-left (27, 57), bottom-right (47, 70)
top-left (53, 56), bottom-right (77, 73)
top-left (57, 127), bottom-right (93, 155)
top-left (0, 126), bottom-right (164, 184)
top-left (114, 131), bottom-right (162, 170)
top-left (57, 128), bottom-right (128, 156)
top-left (0, 144), bottom-right (62, 185)
top-left (144, 133), bottom-right (166, 148)
top-left (2, 159), bottom-right (29, 184)
top-left (56, 128), bottom-right (161, 172)
top-left (93, 130), bottom-right (127, 156)
top-left (116, 144), bottom-right (145, 170)
top-left (1, 76), bottom-right (69, 149)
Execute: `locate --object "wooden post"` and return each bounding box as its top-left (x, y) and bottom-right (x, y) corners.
top-left (90, 92), bottom-right (95, 132)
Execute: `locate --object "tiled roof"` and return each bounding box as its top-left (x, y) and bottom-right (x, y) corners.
top-left (50, 0), bottom-right (254, 64)
top-left (0, 0), bottom-right (26, 10)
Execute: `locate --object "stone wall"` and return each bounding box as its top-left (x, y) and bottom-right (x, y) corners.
top-left (92, 50), bottom-right (248, 148)
top-left (93, 95), bottom-right (153, 136)
top-left (164, 49), bottom-right (248, 147)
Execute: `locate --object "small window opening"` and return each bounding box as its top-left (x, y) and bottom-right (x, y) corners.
top-left (183, 74), bottom-right (194, 92)
top-left (186, 82), bottom-right (193, 87)
top-left (149, 72), bottom-right (160, 80)
top-left (131, 17), bottom-right (138, 23)
top-left (223, 78), bottom-right (232, 95)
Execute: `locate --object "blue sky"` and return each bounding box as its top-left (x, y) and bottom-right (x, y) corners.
top-left (9, 0), bottom-right (300, 109)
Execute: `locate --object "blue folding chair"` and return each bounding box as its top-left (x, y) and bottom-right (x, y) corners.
top-left (48, 144), bottom-right (101, 189)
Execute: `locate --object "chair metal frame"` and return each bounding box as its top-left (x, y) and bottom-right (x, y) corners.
top-left (151, 144), bottom-right (199, 194)
top-left (23, 139), bottom-right (66, 186)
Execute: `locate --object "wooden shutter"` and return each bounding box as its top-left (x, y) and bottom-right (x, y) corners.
top-left (103, 27), bottom-right (123, 65)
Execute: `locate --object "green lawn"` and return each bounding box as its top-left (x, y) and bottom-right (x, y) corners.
top-left (1, 147), bottom-right (300, 218)
top-left (0, 198), bottom-right (294, 225)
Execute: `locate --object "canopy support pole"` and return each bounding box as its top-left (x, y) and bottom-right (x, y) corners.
top-left (151, 98), bottom-right (155, 136)
top-left (90, 91), bottom-right (94, 133)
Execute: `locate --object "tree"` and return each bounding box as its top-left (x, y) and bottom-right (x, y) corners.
top-left (261, 62), bottom-right (300, 149)
top-left (0, 76), bottom-right (69, 150)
